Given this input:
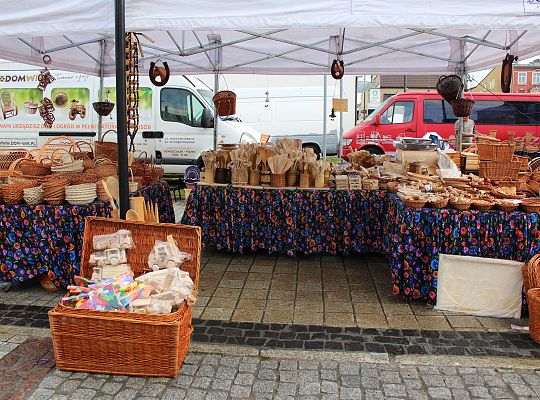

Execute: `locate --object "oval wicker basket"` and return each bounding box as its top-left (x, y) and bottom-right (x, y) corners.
top-left (19, 159), bottom-right (52, 176)
top-left (472, 200), bottom-right (495, 211)
top-left (23, 186), bottom-right (45, 205)
top-left (520, 198), bottom-right (540, 213)
top-left (449, 200), bottom-right (472, 210)
top-left (427, 197), bottom-right (449, 209)
top-left (1, 183), bottom-right (24, 205)
top-left (495, 201), bottom-right (519, 212)
top-left (403, 199), bottom-right (426, 209)
top-left (526, 288), bottom-right (540, 344)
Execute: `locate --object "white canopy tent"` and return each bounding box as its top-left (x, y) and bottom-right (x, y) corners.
top-left (1, 1), bottom-right (540, 77)
top-left (1, 0), bottom-right (539, 215)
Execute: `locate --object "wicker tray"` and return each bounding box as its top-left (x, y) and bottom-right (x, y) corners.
top-left (48, 217), bottom-right (201, 377)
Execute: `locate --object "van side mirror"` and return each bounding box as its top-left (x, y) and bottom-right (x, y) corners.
top-left (201, 109), bottom-right (214, 128)
top-left (374, 114), bottom-right (381, 125)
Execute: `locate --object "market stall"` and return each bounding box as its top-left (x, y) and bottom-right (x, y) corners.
top-left (181, 138), bottom-right (540, 303)
top-left (0, 181), bottom-right (174, 288)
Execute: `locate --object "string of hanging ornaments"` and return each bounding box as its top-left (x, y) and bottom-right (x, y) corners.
top-left (125, 32), bottom-right (140, 152)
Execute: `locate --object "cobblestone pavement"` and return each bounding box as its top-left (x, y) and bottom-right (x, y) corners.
top-left (23, 342), bottom-right (540, 400)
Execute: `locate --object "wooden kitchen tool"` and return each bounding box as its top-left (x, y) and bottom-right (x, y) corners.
top-left (129, 196), bottom-right (146, 222)
top-left (126, 209), bottom-right (141, 221)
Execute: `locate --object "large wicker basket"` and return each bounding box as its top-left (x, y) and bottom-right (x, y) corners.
top-left (48, 217), bottom-right (202, 377)
top-left (94, 130), bottom-right (118, 162)
top-left (479, 161), bottom-right (520, 180)
top-left (477, 141), bottom-right (515, 161)
top-left (526, 288), bottom-right (540, 344)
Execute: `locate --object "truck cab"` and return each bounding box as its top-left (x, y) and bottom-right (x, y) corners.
top-left (342, 91), bottom-right (540, 157)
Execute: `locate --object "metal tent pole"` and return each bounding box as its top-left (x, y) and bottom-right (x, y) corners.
top-left (98, 39), bottom-right (105, 140)
top-left (456, 42), bottom-right (466, 153)
top-left (114, 0), bottom-right (129, 219)
top-left (214, 70), bottom-right (219, 150)
top-left (339, 79), bottom-right (344, 159)
top-left (323, 75), bottom-right (327, 160)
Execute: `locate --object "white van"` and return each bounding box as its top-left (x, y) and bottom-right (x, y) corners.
top-left (0, 68), bottom-right (260, 174)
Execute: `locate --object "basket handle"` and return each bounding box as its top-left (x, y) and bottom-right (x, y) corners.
top-left (70, 140), bottom-right (94, 156)
top-left (100, 129), bottom-right (117, 143)
top-left (135, 150), bottom-right (148, 163)
top-left (94, 157), bottom-right (115, 166)
top-left (7, 157), bottom-right (30, 177)
top-left (50, 148), bottom-right (74, 165)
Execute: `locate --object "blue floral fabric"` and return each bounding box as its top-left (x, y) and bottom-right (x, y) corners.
top-left (182, 184), bottom-right (540, 303)
top-left (0, 181), bottom-right (174, 287)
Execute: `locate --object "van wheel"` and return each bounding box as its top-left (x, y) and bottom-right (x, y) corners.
top-left (363, 146), bottom-right (384, 155)
top-left (302, 144), bottom-right (321, 160)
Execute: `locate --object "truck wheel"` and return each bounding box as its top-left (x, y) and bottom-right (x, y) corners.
top-left (363, 146), bottom-right (384, 155)
top-left (302, 144), bottom-right (321, 160)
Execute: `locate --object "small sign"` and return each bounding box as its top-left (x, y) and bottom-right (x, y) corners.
top-left (332, 98), bottom-right (348, 112)
top-left (370, 88), bottom-right (381, 104)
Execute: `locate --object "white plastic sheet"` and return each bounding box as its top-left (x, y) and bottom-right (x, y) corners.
top-left (435, 254), bottom-right (523, 319)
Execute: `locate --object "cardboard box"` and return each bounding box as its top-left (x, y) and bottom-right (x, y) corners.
top-left (397, 149), bottom-right (439, 166)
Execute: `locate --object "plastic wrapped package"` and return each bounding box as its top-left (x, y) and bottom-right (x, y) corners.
top-left (91, 264), bottom-right (132, 281)
top-left (147, 236), bottom-right (192, 271)
top-left (89, 248), bottom-right (128, 266)
top-left (93, 229), bottom-right (135, 250)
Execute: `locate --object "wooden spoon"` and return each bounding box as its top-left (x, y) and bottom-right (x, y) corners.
top-left (105, 176), bottom-right (120, 206)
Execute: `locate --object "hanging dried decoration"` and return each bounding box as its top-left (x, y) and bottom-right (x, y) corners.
top-left (39, 97), bottom-right (55, 128)
top-left (37, 55), bottom-right (55, 91)
top-left (125, 32), bottom-right (140, 152)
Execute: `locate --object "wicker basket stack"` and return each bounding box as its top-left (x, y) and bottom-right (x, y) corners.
top-left (42, 178), bottom-right (69, 205)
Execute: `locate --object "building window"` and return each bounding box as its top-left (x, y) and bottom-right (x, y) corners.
top-left (518, 72), bottom-right (527, 85)
top-left (533, 71), bottom-right (540, 85)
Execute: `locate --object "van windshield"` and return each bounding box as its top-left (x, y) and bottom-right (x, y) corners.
top-left (363, 97), bottom-right (392, 123)
top-left (197, 89), bottom-right (214, 108)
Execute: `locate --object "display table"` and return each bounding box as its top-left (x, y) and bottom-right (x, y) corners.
top-left (182, 183), bottom-right (540, 302)
top-left (0, 180), bottom-right (174, 287)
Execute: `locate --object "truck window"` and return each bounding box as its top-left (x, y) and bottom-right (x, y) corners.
top-left (423, 100), bottom-right (457, 124)
top-left (161, 88), bottom-right (205, 127)
top-left (380, 101), bottom-right (414, 124)
top-left (425, 99), bottom-right (540, 126)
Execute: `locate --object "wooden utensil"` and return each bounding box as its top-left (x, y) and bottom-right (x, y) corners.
top-left (126, 209), bottom-right (140, 221)
top-left (105, 176), bottom-right (120, 206)
top-left (129, 196), bottom-right (146, 222)
top-left (101, 179), bottom-right (118, 212)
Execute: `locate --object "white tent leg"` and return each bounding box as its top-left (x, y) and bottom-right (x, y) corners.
top-left (214, 70), bottom-right (219, 150)
top-left (98, 39), bottom-right (105, 140)
top-left (323, 74), bottom-right (327, 160)
top-left (339, 79), bottom-right (343, 159)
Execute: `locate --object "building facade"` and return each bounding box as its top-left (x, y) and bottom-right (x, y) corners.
top-left (512, 59), bottom-right (540, 93)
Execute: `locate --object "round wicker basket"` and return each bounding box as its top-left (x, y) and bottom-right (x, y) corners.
top-left (526, 288), bottom-right (540, 344)
top-left (449, 200), bottom-right (472, 210)
top-left (520, 199), bottom-right (540, 213)
top-left (403, 199), bottom-right (426, 209)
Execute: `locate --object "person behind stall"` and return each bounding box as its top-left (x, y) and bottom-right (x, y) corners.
top-left (454, 115), bottom-right (479, 146)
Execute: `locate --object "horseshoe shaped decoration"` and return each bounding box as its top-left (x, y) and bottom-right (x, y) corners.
top-left (149, 60), bottom-right (170, 87)
top-left (501, 53), bottom-right (518, 93)
top-left (331, 59), bottom-right (345, 80)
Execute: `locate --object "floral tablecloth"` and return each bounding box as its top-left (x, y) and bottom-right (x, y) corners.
top-left (182, 183), bottom-right (540, 303)
top-left (0, 180), bottom-right (174, 287)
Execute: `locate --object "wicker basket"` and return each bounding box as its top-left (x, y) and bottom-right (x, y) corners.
top-left (428, 197), bottom-right (449, 209)
top-left (451, 98), bottom-right (475, 117)
top-left (436, 75), bottom-right (463, 103)
top-left (522, 255), bottom-right (540, 293)
top-left (477, 141), bottom-right (515, 161)
top-left (94, 130), bottom-right (118, 162)
top-left (526, 288), bottom-right (540, 344)
top-left (39, 273), bottom-right (60, 292)
top-left (18, 158), bottom-right (51, 176)
top-left (514, 155), bottom-right (530, 171)
top-left (48, 217), bottom-right (201, 377)
top-left (520, 198), bottom-right (540, 213)
top-left (23, 186), bottom-right (45, 205)
top-left (472, 200), bottom-right (495, 211)
top-left (496, 201), bottom-right (519, 212)
top-left (94, 158), bottom-right (118, 178)
top-left (212, 90), bottom-right (237, 116)
top-left (479, 161), bottom-right (520, 180)
top-left (271, 173), bottom-right (286, 188)
top-left (449, 199), bottom-right (472, 210)
top-left (403, 199), bottom-right (426, 209)
top-left (1, 183), bottom-right (24, 205)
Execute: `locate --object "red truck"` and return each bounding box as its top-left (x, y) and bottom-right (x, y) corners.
top-left (342, 91), bottom-right (540, 156)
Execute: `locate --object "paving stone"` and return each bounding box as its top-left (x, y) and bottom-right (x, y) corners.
top-left (277, 382), bottom-right (297, 396)
top-left (39, 375), bottom-right (66, 389)
top-left (320, 369), bottom-right (338, 381)
top-left (234, 373), bottom-right (255, 386)
top-left (173, 375), bottom-right (194, 388)
top-left (382, 383), bottom-right (406, 397)
top-left (28, 388), bottom-right (55, 400)
top-left (468, 385), bottom-right (492, 398)
top-left (298, 382), bottom-right (321, 395)
top-left (81, 377), bottom-right (106, 390)
top-left (427, 386), bottom-right (452, 399)
top-left (185, 388), bottom-right (207, 400)
top-left (204, 392), bottom-right (227, 400)
top-left (252, 379), bottom-right (276, 393)
top-left (101, 382), bottom-right (123, 395)
top-left (191, 377), bottom-right (212, 389)
top-left (229, 384), bottom-right (251, 398)
top-left (114, 388), bottom-right (139, 400)
top-left (71, 388), bottom-right (97, 399)
top-left (339, 387), bottom-right (363, 399)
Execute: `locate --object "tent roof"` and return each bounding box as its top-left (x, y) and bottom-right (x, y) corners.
top-left (1, 1), bottom-right (539, 76)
